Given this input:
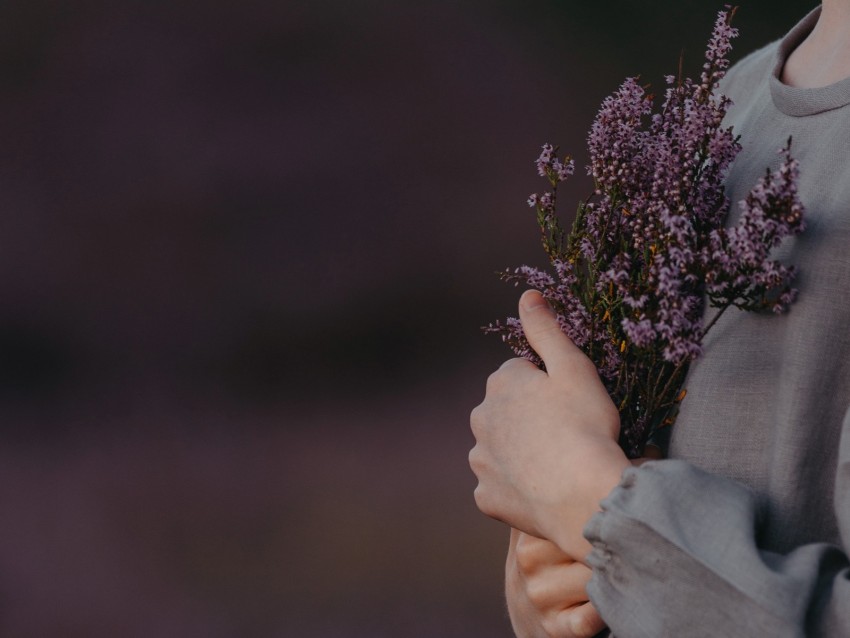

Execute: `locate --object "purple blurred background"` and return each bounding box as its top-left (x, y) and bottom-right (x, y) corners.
top-left (0, 1), bottom-right (804, 636)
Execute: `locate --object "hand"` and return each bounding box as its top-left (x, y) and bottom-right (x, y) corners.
top-left (469, 290), bottom-right (630, 559)
top-left (506, 529), bottom-right (607, 638)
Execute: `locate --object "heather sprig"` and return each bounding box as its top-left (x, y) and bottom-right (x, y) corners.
top-left (485, 7), bottom-right (805, 457)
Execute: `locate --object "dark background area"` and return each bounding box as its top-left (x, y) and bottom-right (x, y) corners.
top-left (0, 1), bottom-right (808, 636)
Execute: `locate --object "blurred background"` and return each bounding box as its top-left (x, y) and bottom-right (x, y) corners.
top-left (0, 1), bottom-right (809, 636)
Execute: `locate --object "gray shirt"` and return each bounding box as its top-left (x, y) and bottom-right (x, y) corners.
top-left (584, 8), bottom-right (850, 636)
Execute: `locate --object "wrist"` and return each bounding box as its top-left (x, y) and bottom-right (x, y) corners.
top-left (542, 436), bottom-right (629, 561)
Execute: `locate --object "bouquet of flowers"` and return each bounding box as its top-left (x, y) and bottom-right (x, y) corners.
top-left (486, 7), bottom-right (805, 458)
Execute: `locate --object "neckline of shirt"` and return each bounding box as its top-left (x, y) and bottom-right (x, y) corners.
top-left (770, 6), bottom-right (850, 117)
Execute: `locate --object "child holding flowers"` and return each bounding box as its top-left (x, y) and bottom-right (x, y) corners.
top-left (470, 4), bottom-right (850, 636)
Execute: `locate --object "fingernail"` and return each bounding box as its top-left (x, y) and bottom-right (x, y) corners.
top-left (520, 290), bottom-right (548, 310)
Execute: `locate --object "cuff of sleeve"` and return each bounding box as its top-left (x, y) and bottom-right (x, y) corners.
top-left (583, 460), bottom-right (765, 566)
top-left (581, 460), bottom-right (804, 636)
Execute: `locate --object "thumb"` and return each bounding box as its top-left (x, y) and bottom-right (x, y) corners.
top-left (518, 290), bottom-right (582, 376)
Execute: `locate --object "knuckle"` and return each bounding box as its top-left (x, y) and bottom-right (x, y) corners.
top-left (525, 579), bottom-right (548, 609)
top-left (467, 446), bottom-right (482, 473)
top-left (472, 483), bottom-right (483, 506)
top-left (469, 405), bottom-right (483, 436)
top-left (498, 357), bottom-right (525, 373)
top-left (472, 484), bottom-right (492, 517)
top-left (485, 369), bottom-right (501, 392)
top-left (513, 536), bottom-right (539, 574)
top-left (474, 488), bottom-right (506, 524)
top-left (570, 607), bottom-right (604, 638)
top-left (537, 323), bottom-right (562, 342)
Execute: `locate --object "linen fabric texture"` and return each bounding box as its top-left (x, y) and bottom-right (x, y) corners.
top-left (584, 8), bottom-right (850, 637)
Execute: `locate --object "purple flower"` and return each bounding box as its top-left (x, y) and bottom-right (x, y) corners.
top-left (486, 8), bottom-right (804, 458)
top-left (535, 144), bottom-right (575, 184)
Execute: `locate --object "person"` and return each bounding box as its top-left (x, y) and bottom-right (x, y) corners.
top-left (469, 3), bottom-right (850, 636)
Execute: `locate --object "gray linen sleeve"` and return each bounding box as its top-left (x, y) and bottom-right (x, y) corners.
top-left (584, 409), bottom-right (850, 637)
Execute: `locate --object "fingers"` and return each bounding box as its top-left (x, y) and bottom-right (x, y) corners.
top-left (529, 561), bottom-right (593, 613)
top-left (506, 531), bottom-right (607, 637)
top-left (518, 290), bottom-right (587, 378)
top-left (551, 602), bottom-right (607, 638)
top-left (486, 357), bottom-right (538, 392)
top-left (513, 532), bottom-right (592, 612)
top-left (514, 531), bottom-right (572, 573)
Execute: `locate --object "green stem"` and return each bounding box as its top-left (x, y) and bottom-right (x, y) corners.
top-left (703, 303), bottom-right (730, 337)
